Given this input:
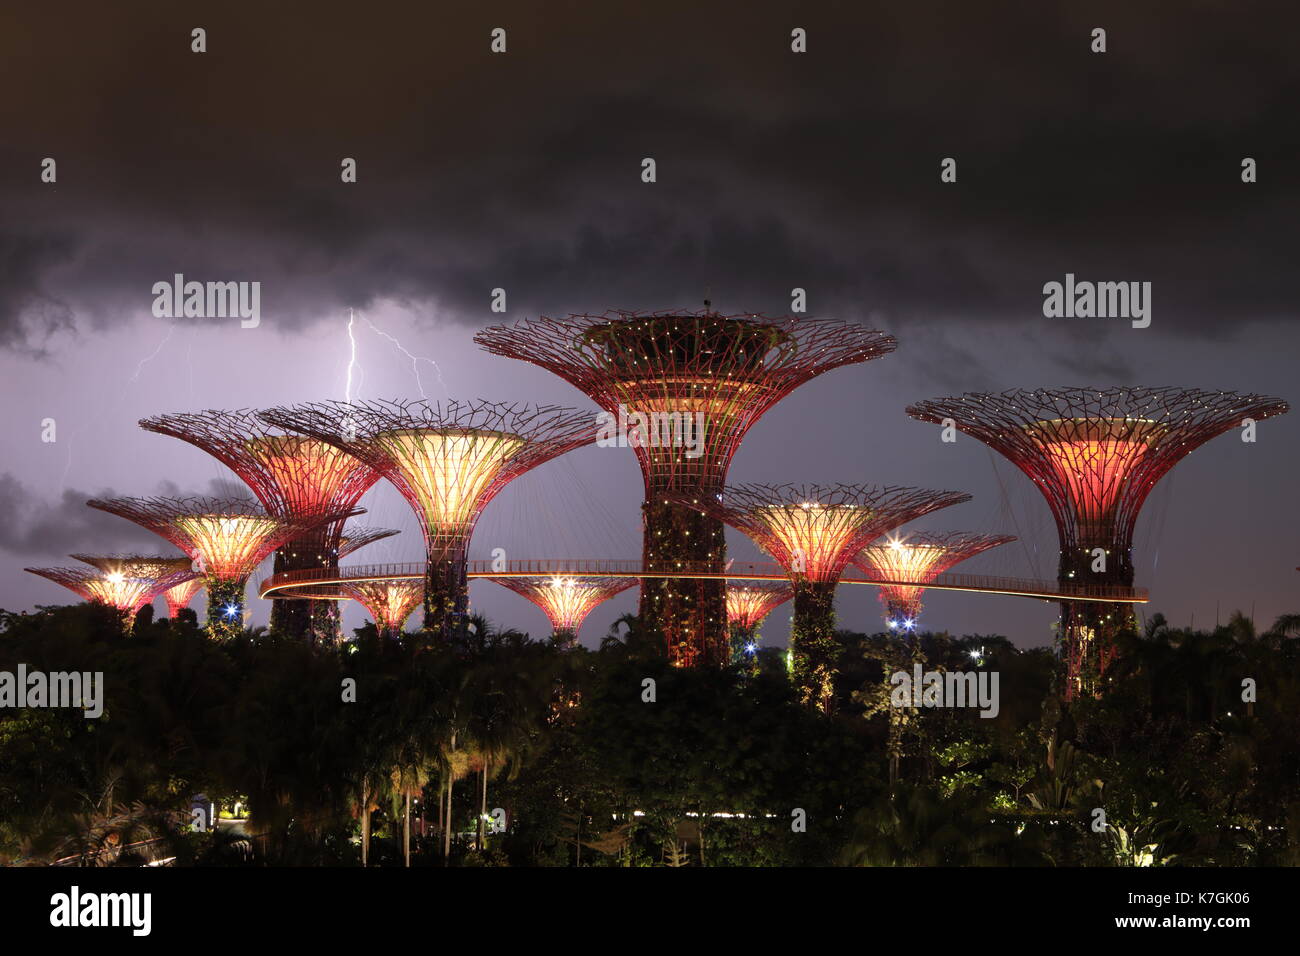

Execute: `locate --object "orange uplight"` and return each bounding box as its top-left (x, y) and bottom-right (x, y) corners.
top-left (342, 580), bottom-right (423, 633)
top-left (82, 572), bottom-right (157, 612)
top-left (173, 514), bottom-right (284, 579)
top-left (753, 502), bottom-right (875, 582)
top-left (494, 575), bottom-right (636, 637)
top-left (725, 584), bottom-right (793, 630)
top-left (246, 435), bottom-right (369, 513)
top-left (1025, 419), bottom-right (1166, 527)
top-left (162, 576), bottom-right (205, 616)
top-left (368, 429), bottom-right (524, 547)
top-left (857, 538), bottom-right (949, 608)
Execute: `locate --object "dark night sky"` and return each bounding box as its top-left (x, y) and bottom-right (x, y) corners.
top-left (1, 1), bottom-right (1296, 646)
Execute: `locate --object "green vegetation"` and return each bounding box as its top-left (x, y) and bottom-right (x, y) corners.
top-left (2, 603), bottom-right (1298, 866)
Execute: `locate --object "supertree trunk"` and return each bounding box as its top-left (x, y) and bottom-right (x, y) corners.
top-left (206, 577), bottom-right (248, 639)
top-left (424, 554), bottom-right (469, 639)
top-left (269, 549), bottom-right (315, 639)
top-left (1058, 544), bottom-right (1136, 698)
top-left (640, 498), bottom-right (728, 666)
top-left (790, 580), bottom-right (838, 713)
top-left (728, 621), bottom-right (757, 664)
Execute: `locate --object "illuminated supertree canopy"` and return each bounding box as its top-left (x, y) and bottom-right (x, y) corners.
top-left (86, 496), bottom-right (354, 639)
top-left (259, 400), bottom-right (598, 637)
top-left (25, 561), bottom-right (198, 620)
top-left (339, 580), bottom-right (424, 638)
top-left (337, 526), bottom-right (400, 559)
top-left (492, 575), bottom-right (638, 646)
top-left (906, 386), bottom-right (1289, 696)
top-left (853, 532), bottom-right (1015, 632)
top-left (139, 409), bottom-right (383, 642)
top-left (674, 482), bottom-right (970, 710)
top-left (161, 576), bottom-right (205, 620)
top-left (476, 309), bottom-right (898, 667)
top-left (725, 581), bottom-right (793, 664)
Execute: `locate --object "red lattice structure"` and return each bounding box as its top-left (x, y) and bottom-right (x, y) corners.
top-left (337, 526), bottom-right (400, 559)
top-left (906, 386), bottom-right (1289, 698)
top-left (161, 576), bottom-right (205, 619)
top-left (86, 496), bottom-right (354, 639)
top-left (492, 575), bottom-right (638, 646)
top-left (673, 483), bottom-right (970, 709)
top-left (259, 400), bottom-right (598, 638)
top-left (854, 532), bottom-right (1014, 631)
top-left (139, 409), bottom-right (383, 642)
top-left (725, 581), bottom-right (793, 662)
top-left (26, 560), bottom-right (198, 621)
top-left (339, 580), bottom-right (424, 638)
top-left (475, 309), bottom-right (897, 666)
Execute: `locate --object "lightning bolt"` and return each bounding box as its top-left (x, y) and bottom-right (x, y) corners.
top-left (128, 322), bottom-right (175, 384)
top-left (345, 308), bottom-right (359, 402)
top-left (356, 310), bottom-right (446, 399)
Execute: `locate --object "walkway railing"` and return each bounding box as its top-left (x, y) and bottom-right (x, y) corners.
top-left (259, 559), bottom-right (1148, 604)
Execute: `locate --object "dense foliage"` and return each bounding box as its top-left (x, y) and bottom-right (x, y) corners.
top-left (2, 603), bottom-right (1298, 866)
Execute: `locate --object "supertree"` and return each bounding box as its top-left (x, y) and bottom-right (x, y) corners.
top-left (492, 575), bottom-right (638, 647)
top-left (161, 576), bottom-right (205, 620)
top-left (25, 560), bottom-right (197, 625)
top-left (725, 581), bottom-right (793, 664)
top-left (86, 496), bottom-right (354, 639)
top-left (854, 531), bottom-right (1015, 632)
top-left (138, 409), bottom-right (383, 642)
top-left (337, 526), bottom-right (400, 559)
top-left (673, 483), bottom-right (970, 710)
top-left (906, 387), bottom-right (1289, 697)
top-left (475, 309), bottom-right (897, 667)
top-left (338, 580), bottom-right (424, 639)
top-left (259, 400), bottom-right (598, 638)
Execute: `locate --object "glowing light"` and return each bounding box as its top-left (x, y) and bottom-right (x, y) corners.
top-left (340, 580), bottom-right (424, 634)
top-left (493, 575), bottom-right (637, 638)
top-left (368, 428), bottom-right (525, 551)
top-left (173, 514), bottom-right (284, 578)
top-left (725, 583), bottom-right (793, 630)
top-left (245, 435), bottom-right (371, 515)
top-left (856, 532), bottom-right (1014, 627)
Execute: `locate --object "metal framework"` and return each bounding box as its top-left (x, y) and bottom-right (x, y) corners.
top-left (86, 496), bottom-right (353, 639)
top-left (139, 409), bottom-right (383, 641)
top-left (337, 526), bottom-right (400, 559)
top-left (25, 562), bottom-right (198, 619)
top-left (906, 386), bottom-right (1289, 697)
top-left (725, 581), bottom-right (793, 663)
top-left (258, 399), bottom-right (598, 637)
top-left (674, 482), bottom-right (971, 709)
top-left (476, 309), bottom-right (898, 666)
top-left (338, 580), bottom-right (424, 638)
top-left (854, 532), bottom-right (1015, 630)
top-left (492, 575), bottom-right (638, 646)
top-left (161, 576), bottom-right (205, 619)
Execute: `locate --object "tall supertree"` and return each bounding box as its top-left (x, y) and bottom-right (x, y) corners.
top-left (26, 560), bottom-right (197, 626)
top-left (86, 496), bottom-right (353, 639)
top-left (725, 581), bottom-right (793, 663)
top-left (138, 409), bottom-right (383, 642)
top-left (906, 387), bottom-right (1289, 697)
top-left (673, 483), bottom-right (970, 710)
top-left (339, 580), bottom-right (424, 639)
top-left (476, 309), bottom-right (897, 667)
top-left (492, 575), bottom-right (638, 647)
top-left (259, 400), bottom-right (598, 638)
top-left (854, 532), bottom-right (1014, 632)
